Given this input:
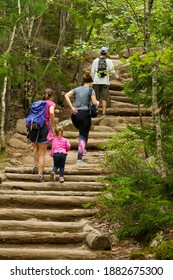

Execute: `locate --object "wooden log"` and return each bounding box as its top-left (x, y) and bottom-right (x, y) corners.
top-left (0, 190), bottom-right (100, 197)
top-left (4, 173), bottom-right (103, 182)
top-left (84, 224), bottom-right (111, 250)
top-left (0, 194), bottom-right (94, 208)
top-left (0, 181), bottom-right (104, 192)
top-left (0, 208), bottom-right (97, 221)
top-left (4, 166), bottom-right (107, 175)
top-left (0, 220), bottom-right (87, 232)
top-left (0, 247), bottom-right (97, 260)
top-left (0, 231), bottom-right (87, 244)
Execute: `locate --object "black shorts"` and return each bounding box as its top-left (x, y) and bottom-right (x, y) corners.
top-left (27, 125), bottom-right (49, 144)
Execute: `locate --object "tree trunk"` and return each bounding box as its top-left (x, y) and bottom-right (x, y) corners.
top-left (152, 62), bottom-right (166, 177)
top-left (41, 9), bottom-right (70, 78)
top-left (0, 26), bottom-right (16, 151)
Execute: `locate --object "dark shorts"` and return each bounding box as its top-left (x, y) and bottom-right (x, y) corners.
top-left (93, 84), bottom-right (109, 101)
top-left (27, 125), bottom-right (49, 144)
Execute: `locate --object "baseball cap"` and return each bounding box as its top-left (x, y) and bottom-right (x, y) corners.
top-left (100, 47), bottom-right (108, 54)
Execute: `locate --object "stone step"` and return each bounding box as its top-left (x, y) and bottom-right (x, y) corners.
top-left (110, 100), bottom-right (140, 109)
top-left (0, 219), bottom-right (87, 232)
top-left (0, 208), bottom-right (97, 221)
top-left (110, 80), bottom-right (124, 91)
top-left (104, 107), bottom-right (152, 116)
top-left (0, 246), bottom-right (98, 260)
top-left (0, 231), bottom-right (87, 244)
top-left (0, 194), bottom-right (94, 209)
top-left (109, 90), bottom-right (126, 96)
top-left (92, 115), bottom-right (153, 127)
top-left (63, 131), bottom-right (116, 139)
top-left (0, 181), bottom-right (104, 191)
top-left (110, 95), bottom-right (133, 104)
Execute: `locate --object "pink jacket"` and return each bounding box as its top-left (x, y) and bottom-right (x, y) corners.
top-left (47, 130), bottom-right (71, 157)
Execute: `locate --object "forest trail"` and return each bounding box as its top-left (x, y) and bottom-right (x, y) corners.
top-left (0, 63), bottom-right (153, 260)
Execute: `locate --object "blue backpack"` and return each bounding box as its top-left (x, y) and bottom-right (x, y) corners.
top-left (26, 100), bottom-right (47, 130)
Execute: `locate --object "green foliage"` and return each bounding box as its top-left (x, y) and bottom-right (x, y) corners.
top-left (129, 251), bottom-right (146, 260)
top-left (97, 129), bottom-right (173, 241)
top-left (123, 47), bottom-right (173, 115)
top-left (154, 241), bottom-right (173, 260)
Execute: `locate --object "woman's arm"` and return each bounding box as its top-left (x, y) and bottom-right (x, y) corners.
top-left (49, 105), bottom-right (55, 132)
top-left (64, 91), bottom-right (78, 114)
top-left (90, 89), bottom-right (99, 107)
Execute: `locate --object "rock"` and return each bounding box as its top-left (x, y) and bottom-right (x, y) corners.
top-left (8, 138), bottom-right (29, 150)
top-left (119, 47), bottom-right (146, 58)
top-left (109, 80), bottom-right (124, 91)
top-left (9, 158), bottom-right (22, 166)
top-left (16, 119), bottom-right (27, 135)
top-left (0, 173), bottom-right (6, 183)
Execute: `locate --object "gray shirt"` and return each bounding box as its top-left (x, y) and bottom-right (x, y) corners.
top-left (72, 86), bottom-right (96, 110)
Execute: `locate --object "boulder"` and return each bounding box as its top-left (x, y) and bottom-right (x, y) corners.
top-left (16, 119), bottom-right (27, 135)
top-left (119, 47), bottom-right (146, 58)
top-left (8, 137), bottom-right (29, 150)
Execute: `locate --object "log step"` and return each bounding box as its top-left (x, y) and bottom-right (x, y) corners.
top-left (0, 194), bottom-right (94, 208)
top-left (0, 231), bottom-right (87, 244)
top-left (0, 246), bottom-right (98, 260)
top-left (0, 220), bottom-right (87, 232)
top-left (0, 208), bottom-right (97, 221)
top-left (4, 173), bottom-right (102, 182)
top-left (0, 190), bottom-right (100, 196)
top-left (5, 166), bottom-right (106, 175)
top-left (0, 181), bottom-right (104, 191)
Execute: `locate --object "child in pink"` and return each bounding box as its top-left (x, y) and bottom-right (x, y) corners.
top-left (47, 126), bottom-right (71, 182)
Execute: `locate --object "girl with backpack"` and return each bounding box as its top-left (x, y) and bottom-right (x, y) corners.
top-left (64, 71), bottom-right (99, 164)
top-left (27, 88), bottom-right (56, 182)
top-left (47, 126), bottom-right (71, 182)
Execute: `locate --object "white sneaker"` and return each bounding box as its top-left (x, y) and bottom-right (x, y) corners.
top-left (76, 159), bottom-right (85, 165)
top-left (59, 176), bottom-right (64, 183)
top-left (50, 172), bottom-right (56, 182)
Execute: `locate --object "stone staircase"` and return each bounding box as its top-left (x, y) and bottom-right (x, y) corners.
top-left (0, 74), bottom-right (153, 260)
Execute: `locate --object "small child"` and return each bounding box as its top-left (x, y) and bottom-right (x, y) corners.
top-left (47, 126), bottom-right (71, 182)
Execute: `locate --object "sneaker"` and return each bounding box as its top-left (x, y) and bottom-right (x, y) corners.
top-left (59, 176), bottom-right (64, 183)
top-left (84, 149), bottom-right (87, 155)
top-left (32, 166), bottom-right (38, 174)
top-left (50, 172), bottom-right (56, 182)
top-left (37, 175), bottom-right (45, 183)
top-left (76, 159), bottom-right (85, 165)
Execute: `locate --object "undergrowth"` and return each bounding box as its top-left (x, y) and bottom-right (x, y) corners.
top-left (94, 128), bottom-right (173, 243)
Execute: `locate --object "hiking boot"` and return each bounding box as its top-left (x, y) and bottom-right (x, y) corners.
top-left (59, 176), bottom-right (64, 183)
top-left (50, 172), bottom-right (56, 182)
top-left (32, 166), bottom-right (38, 174)
top-left (76, 159), bottom-right (85, 165)
top-left (37, 175), bottom-right (45, 183)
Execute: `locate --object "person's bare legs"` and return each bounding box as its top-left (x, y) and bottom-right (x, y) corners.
top-left (33, 143), bottom-right (39, 166)
top-left (38, 143), bottom-right (48, 174)
top-left (102, 99), bottom-right (107, 115)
